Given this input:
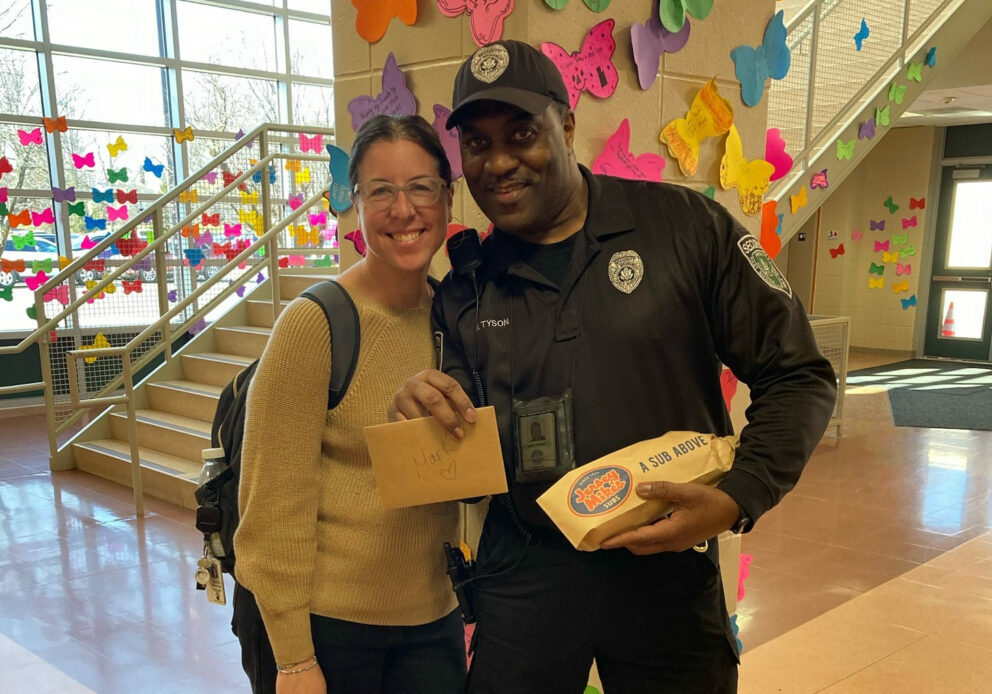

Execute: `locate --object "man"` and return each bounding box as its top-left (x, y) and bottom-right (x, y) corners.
top-left (391, 40), bottom-right (836, 693)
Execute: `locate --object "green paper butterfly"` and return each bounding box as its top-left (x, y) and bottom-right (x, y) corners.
top-left (314, 254), bottom-right (334, 267)
top-left (26, 304), bottom-right (36, 317)
top-left (13, 231), bottom-right (36, 249)
top-left (900, 244), bottom-right (916, 257)
top-left (544, 0), bottom-right (611, 10)
top-left (0, 202), bottom-right (7, 216)
top-left (32, 258), bottom-right (53, 273)
top-left (888, 83), bottom-right (907, 104)
top-left (658, 0), bottom-right (713, 33)
top-left (876, 106), bottom-right (891, 127)
top-left (107, 167), bottom-right (129, 184)
top-left (702, 185), bottom-right (716, 199)
top-left (868, 262), bottom-right (884, 276)
top-left (67, 201), bottom-right (85, 217)
top-left (892, 233), bottom-right (908, 245)
top-left (0, 286), bottom-right (13, 301)
top-left (906, 62), bottom-right (923, 82)
top-left (836, 139), bottom-right (855, 161)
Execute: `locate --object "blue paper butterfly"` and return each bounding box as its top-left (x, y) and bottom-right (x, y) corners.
top-left (901, 294), bottom-right (917, 310)
top-left (183, 247), bottom-right (205, 267)
top-left (730, 10), bottom-right (790, 107)
top-left (326, 144), bottom-right (353, 213)
top-left (252, 164), bottom-right (277, 185)
top-left (143, 157), bottom-right (164, 178)
top-left (91, 188), bottom-right (114, 203)
top-left (924, 46), bottom-right (937, 68)
top-left (854, 18), bottom-right (870, 51)
top-left (84, 216), bottom-right (107, 231)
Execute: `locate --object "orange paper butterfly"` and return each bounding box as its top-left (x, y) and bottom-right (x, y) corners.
top-left (353, 0), bottom-right (417, 43)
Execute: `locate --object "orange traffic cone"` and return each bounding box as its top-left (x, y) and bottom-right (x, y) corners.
top-left (941, 302), bottom-right (956, 337)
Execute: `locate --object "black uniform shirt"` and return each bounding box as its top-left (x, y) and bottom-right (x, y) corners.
top-left (434, 166), bottom-right (837, 530)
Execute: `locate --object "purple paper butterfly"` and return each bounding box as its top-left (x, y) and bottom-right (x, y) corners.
top-left (347, 53), bottom-right (417, 132)
top-left (188, 318), bottom-right (207, 336)
top-left (631, 7), bottom-right (690, 90)
top-left (235, 285), bottom-right (246, 298)
top-left (168, 289), bottom-right (177, 302)
top-left (52, 186), bottom-right (76, 203)
top-left (256, 272), bottom-right (265, 284)
top-left (858, 118), bottom-right (876, 140)
top-left (431, 104), bottom-right (463, 180)
top-left (869, 219), bottom-right (885, 231)
top-left (810, 169), bottom-right (829, 189)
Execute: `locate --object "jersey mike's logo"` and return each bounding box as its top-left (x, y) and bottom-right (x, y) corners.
top-left (568, 465), bottom-right (632, 516)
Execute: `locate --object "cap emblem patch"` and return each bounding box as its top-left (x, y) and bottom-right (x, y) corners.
top-left (471, 44), bottom-right (510, 84)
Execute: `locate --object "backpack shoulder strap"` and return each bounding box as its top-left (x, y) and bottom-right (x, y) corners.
top-left (301, 280), bottom-right (360, 409)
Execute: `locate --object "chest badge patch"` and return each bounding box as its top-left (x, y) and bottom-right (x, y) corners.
top-left (738, 235), bottom-right (792, 298)
top-left (608, 250), bottom-right (644, 294)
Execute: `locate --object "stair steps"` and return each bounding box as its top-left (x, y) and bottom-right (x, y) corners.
top-left (71, 273), bottom-right (333, 510)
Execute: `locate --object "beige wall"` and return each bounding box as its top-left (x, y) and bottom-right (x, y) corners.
top-left (330, 0), bottom-right (777, 272)
top-left (805, 126), bottom-right (938, 350)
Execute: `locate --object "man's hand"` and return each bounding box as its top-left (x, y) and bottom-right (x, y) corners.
top-left (599, 483), bottom-right (740, 555)
top-left (388, 369), bottom-right (477, 439)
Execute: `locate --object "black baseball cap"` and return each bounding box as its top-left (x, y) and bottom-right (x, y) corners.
top-left (446, 40), bottom-right (570, 130)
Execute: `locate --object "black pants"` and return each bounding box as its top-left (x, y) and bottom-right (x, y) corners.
top-left (232, 583), bottom-right (466, 694)
top-left (465, 508), bottom-right (740, 694)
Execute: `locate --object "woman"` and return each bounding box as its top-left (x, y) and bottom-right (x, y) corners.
top-left (234, 114), bottom-right (464, 694)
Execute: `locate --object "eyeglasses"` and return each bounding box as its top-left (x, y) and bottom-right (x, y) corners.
top-left (353, 177), bottom-right (448, 209)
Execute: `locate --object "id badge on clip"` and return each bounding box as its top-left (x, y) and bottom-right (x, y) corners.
top-left (512, 390), bottom-right (576, 483)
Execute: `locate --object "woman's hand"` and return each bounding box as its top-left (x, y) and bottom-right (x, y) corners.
top-left (275, 662), bottom-right (326, 694)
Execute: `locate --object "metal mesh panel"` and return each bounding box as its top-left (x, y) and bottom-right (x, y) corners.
top-left (768, 12), bottom-right (814, 159)
top-left (810, 318), bottom-right (849, 421)
top-left (907, 0), bottom-right (945, 37)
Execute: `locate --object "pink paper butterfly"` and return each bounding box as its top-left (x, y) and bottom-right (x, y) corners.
top-left (541, 19), bottom-right (618, 108)
top-left (72, 152), bottom-right (96, 169)
top-left (765, 128), bottom-right (793, 182)
top-left (287, 194), bottom-right (304, 210)
top-left (31, 209), bottom-right (55, 226)
top-left (431, 104), bottom-right (463, 180)
top-left (347, 53), bottom-right (417, 132)
top-left (437, 0), bottom-right (515, 47)
top-left (874, 240), bottom-right (889, 252)
top-left (26, 271), bottom-right (50, 291)
top-left (851, 229), bottom-right (863, 241)
top-left (810, 169), bottom-right (829, 189)
top-left (299, 133), bottom-right (323, 153)
top-left (308, 211), bottom-right (327, 227)
top-left (896, 263), bottom-right (912, 276)
top-left (224, 223), bottom-right (242, 237)
top-left (591, 118), bottom-right (665, 182)
top-left (201, 171), bottom-right (219, 184)
top-left (80, 235), bottom-right (97, 249)
top-left (18, 128), bottom-right (44, 146)
top-left (345, 228), bottom-right (367, 257)
top-left (902, 215), bottom-right (917, 229)
top-left (107, 205), bottom-right (129, 222)
top-left (44, 285), bottom-right (70, 305)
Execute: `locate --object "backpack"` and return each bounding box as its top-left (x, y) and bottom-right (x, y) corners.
top-left (195, 280), bottom-right (360, 574)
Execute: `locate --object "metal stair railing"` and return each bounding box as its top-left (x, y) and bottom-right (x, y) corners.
top-left (768, 0), bottom-right (966, 200)
top-left (0, 124), bottom-right (341, 513)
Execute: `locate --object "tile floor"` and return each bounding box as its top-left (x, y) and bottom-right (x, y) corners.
top-left (1, 348), bottom-right (990, 693)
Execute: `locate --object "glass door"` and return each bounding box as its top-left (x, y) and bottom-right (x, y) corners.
top-left (924, 167), bottom-right (992, 361)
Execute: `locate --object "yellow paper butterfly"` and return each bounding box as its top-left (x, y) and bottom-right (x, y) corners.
top-left (81, 332), bottom-right (111, 364)
top-left (173, 126), bottom-right (195, 143)
top-left (240, 191), bottom-right (259, 205)
top-left (892, 279), bottom-right (909, 293)
top-left (178, 190), bottom-right (199, 204)
top-left (790, 186), bottom-right (808, 214)
top-left (882, 251), bottom-right (900, 263)
top-left (718, 126), bottom-right (774, 217)
top-left (107, 135), bottom-right (128, 157)
top-left (868, 277), bottom-right (884, 289)
top-left (660, 79), bottom-right (735, 177)
top-left (295, 168), bottom-right (311, 185)
top-left (238, 208), bottom-right (261, 228)
top-left (294, 225), bottom-right (320, 246)
top-left (285, 159), bottom-right (301, 173)
top-left (59, 256), bottom-right (71, 269)
top-left (836, 139), bottom-right (855, 160)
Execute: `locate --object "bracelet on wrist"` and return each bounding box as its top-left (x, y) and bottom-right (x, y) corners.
top-left (277, 656), bottom-right (318, 675)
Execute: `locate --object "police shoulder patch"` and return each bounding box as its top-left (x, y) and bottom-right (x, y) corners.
top-left (737, 235), bottom-right (792, 298)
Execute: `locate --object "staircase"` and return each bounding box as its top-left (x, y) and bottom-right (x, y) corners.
top-left (767, 0), bottom-right (992, 245)
top-left (71, 272), bottom-right (326, 509)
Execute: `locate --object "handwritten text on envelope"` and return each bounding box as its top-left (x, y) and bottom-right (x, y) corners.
top-left (364, 406), bottom-right (508, 509)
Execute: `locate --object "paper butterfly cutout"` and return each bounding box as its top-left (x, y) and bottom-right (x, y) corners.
top-left (106, 205), bottom-right (128, 222)
top-left (143, 157), bottom-right (164, 178)
top-left (183, 248), bottom-right (205, 268)
top-left (875, 240), bottom-right (890, 252)
top-left (84, 216), bottom-right (107, 231)
top-left (18, 128), bottom-right (43, 146)
top-left (107, 136), bottom-right (127, 157)
top-left (25, 271), bottom-right (49, 291)
top-left (0, 186), bottom-right (6, 202)
top-left (659, 0), bottom-right (712, 33)
top-left (234, 284), bottom-right (246, 298)
top-left (731, 10), bottom-right (790, 107)
top-left (345, 228), bottom-right (367, 257)
top-left (44, 285), bottom-right (69, 305)
top-left (188, 319), bottom-right (207, 336)
top-left (876, 105), bottom-right (890, 127)
top-left (79, 235), bottom-right (98, 249)
top-left (173, 126), bottom-right (195, 143)
top-left (43, 116), bottom-right (68, 133)
top-left (868, 262), bottom-right (884, 275)
top-left (836, 139), bottom-right (855, 160)
top-left (347, 53), bottom-right (417, 132)
top-left (883, 195), bottom-right (899, 213)
top-left (719, 125), bottom-right (773, 216)
top-left (195, 231), bottom-right (214, 248)
top-left (52, 186), bottom-right (76, 203)
top-left (12, 231), bottom-right (35, 248)
top-left (295, 226), bottom-right (321, 247)
top-left (909, 197), bottom-right (925, 209)
top-left (829, 244), bottom-right (845, 259)
top-left (179, 190), bottom-right (198, 204)
top-left (1, 258), bottom-right (25, 272)
top-left (107, 167), bottom-right (128, 184)
top-left (541, 19), bottom-right (618, 109)
top-left (431, 105), bottom-right (463, 180)
top-left (9, 211), bottom-right (32, 228)
top-left (0, 286), bottom-right (12, 302)
top-left (92, 188), bottom-right (114, 203)
top-left (925, 47), bottom-right (937, 68)
top-left (241, 191), bottom-right (259, 205)
top-left (901, 216), bottom-right (917, 229)
top-left (309, 211), bottom-right (327, 227)
top-left (859, 118), bottom-right (875, 140)
top-left (660, 78), bottom-right (734, 177)
top-left (882, 250), bottom-right (899, 263)
top-left (32, 209), bottom-right (55, 226)
top-left (182, 224), bottom-right (200, 238)
top-left (892, 279), bottom-right (909, 293)
top-left (907, 62), bottom-right (923, 82)
top-left (631, 6), bottom-right (690, 91)
top-left (901, 294), bottom-right (917, 309)
top-left (544, 0), bottom-right (611, 9)
top-left (0, 157), bottom-right (12, 180)
top-left (810, 169), bottom-right (829, 189)
top-left (353, 0), bottom-right (417, 43)
top-left (868, 277), bottom-right (883, 289)
top-left (854, 18), bottom-right (869, 51)
top-left (896, 263), bottom-right (912, 276)
top-left (202, 213), bottom-right (220, 227)
top-left (764, 128), bottom-right (793, 182)
top-left (888, 83), bottom-right (907, 104)
top-left (592, 118), bottom-right (665, 183)
top-left (299, 133), bottom-right (323, 153)
top-left (72, 152), bottom-right (96, 169)
top-left (324, 144), bottom-right (354, 213)
top-left (702, 185), bottom-right (716, 199)
top-left (116, 189), bottom-right (137, 205)
top-left (223, 171), bottom-right (243, 188)
top-left (790, 186), bottom-right (808, 214)
top-left (224, 223), bottom-right (242, 238)
top-left (437, 0), bottom-right (514, 47)
top-left (82, 333), bottom-right (111, 363)
top-left (239, 209), bottom-right (261, 228)
top-left (295, 168), bottom-right (311, 185)
top-left (890, 234), bottom-right (908, 247)
top-left (870, 219), bottom-right (885, 231)
top-left (122, 279), bottom-right (143, 295)
top-left (251, 163), bottom-right (277, 185)
top-left (852, 229), bottom-right (863, 241)
top-left (760, 200), bottom-right (782, 258)
top-left (314, 255), bottom-right (335, 268)
top-left (116, 233), bottom-right (146, 257)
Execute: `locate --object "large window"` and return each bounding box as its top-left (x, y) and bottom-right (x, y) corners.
top-left (0, 0), bottom-right (333, 334)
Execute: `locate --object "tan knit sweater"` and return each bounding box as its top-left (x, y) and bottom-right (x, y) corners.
top-left (233, 285), bottom-right (459, 665)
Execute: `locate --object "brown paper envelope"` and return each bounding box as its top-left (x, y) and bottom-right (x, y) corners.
top-left (363, 406), bottom-right (508, 509)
